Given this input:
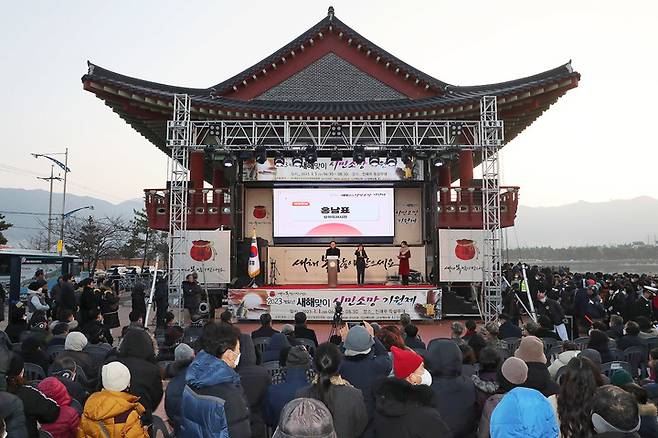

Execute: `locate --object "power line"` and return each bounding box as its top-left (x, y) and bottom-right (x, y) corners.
top-left (0, 210), bottom-right (50, 216)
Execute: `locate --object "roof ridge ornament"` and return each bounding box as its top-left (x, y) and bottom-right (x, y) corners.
top-left (328, 6), bottom-right (334, 20)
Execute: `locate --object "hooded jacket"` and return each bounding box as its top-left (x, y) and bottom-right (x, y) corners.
top-left (547, 351), bottom-right (580, 378)
top-left (425, 339), bottom-right (478, 438)
top-left (490, 387), bottom-right (558, 438)
top-left (77, 390), bottom-right (148, 438)
top-left (181, 350), bottom-right (251, 438)
top-left (0, 391), bottom-right (28, 438)
top-left (115, 328), bottom-right (163, 415)
top-left (236, 336), bottom-right (270, 438)
top-left (262, 333), bottom-right (291, 364)
top-left (14, 384), bottom-right (60, 438)
top-left (373, 378), bottom-right (453, 438)
top-left (638, 402), bottom-right (658, 438)
top-left (37, 377), bottom-right (80, 438)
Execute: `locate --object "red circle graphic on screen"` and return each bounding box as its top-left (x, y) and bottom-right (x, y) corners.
top-left (306, 223), bottom-right (362, 236)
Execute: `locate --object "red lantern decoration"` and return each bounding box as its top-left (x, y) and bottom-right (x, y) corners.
top-left (454, 239), bottom-right (476, 261)
top-left (190, 240), bottom-right (214, 262)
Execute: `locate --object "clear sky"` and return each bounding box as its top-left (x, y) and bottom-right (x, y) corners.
top-left (0, 0), bottom-right (656, 207)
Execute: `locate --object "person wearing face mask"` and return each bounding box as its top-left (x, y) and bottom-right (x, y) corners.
top-left (372, 346), bottom-right (451, 438)
top-left (535, 290), bottom-right (568, 341)
top-left (181, 321), bottom-right (251, 438)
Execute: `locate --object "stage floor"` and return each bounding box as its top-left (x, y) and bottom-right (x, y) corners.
top-left (251, 283), bottom-right (434, 289)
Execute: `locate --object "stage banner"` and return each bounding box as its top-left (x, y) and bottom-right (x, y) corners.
top-left (438, 229), bottom-right (485, 282)
top-left (394, 187), bottom-right (422, 245)
top-left (268, 246), bottom-right (426, 284)
top-left (228, 287), bottom-right (442, 321)
top-left (173, 229), bottom-right (231, 284)
top-left (242, 157), bottom-right (424, 182)
top-left (244, 188), bottom-right (273, 242)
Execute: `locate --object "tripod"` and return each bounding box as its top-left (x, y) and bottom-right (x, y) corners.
top-left (269, 259), bottom-right (280, 285)
top-left (328, 302), bottom-right (343, 341)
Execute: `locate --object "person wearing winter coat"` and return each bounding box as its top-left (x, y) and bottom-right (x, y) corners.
top-left (236, 335), bottom-right (270, 438)
top-left (622, 383), bottom-right (658, 438)
top-left (5, 303), bottom-right (29, 343)
top-left (262, 332), bottom-right (291, 365)
top-left (37, 377), bottom-right (80, 438)
top-left (490, 387), bottom-right (559, 438)
top-left (100, 288), bottom-right (120, 329)
top-left (297, 342), bottom-right (368, 438)
top-left (78, 279), bottom-right (100, 326)
top-left (164, 344), bottom-right (195, 435)
top-left (514, 336), bottom-right (560, 397)
top-left (592, 385), bottom-right (642, 437)
top-left (547, 344), bottom-right (580, 379)
top-left (472, 347), bottom-right (501, 414)
top-left (58, 274), bottom-right (77, 315)
top-left (130, 283), bottom-right (147, 323)
top-left (338, 322), bottom-right (391, 430)
top-left (50, 356), bottom-right (89, 408)
top-left (264, 346), bottom-right (313, 428)
top-left (114, 327), bottom-right (163, 418)
top-left (425, 339), bottom-right (478, 438)
top-left (372, 346), bottom-right (452, 438)
top-left (20, 334), bottom-right (51, 374)
top-left (78, 362), bottom-right (149, 438)
top-left (478, 357), bottom-right (529, 438)
top-left (0, 391), bottom-right (28, 438)
top-left (153, 276), bottom-right (169, 330)
top-left (180, 322), bottom-right (251, 437)
top-left (59, 332), bottom-right (96, 387)
top-left (5, 353), bottom-right (60, 438)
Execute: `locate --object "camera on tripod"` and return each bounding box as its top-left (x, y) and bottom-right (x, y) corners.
top-left (332, 301), bottom-right (343, 326)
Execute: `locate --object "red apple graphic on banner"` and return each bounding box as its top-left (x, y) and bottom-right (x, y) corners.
top-left (253, 205), bottom-right (267, 219)
top-left (190, 240), bottom-right (214, 262)
top-left (455, 239), bottom-right (476, 260)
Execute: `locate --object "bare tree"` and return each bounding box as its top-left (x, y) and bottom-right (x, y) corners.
top-left (64, 215), bottom-right (129, 273)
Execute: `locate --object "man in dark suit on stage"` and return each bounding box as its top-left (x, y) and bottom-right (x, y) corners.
top-left (325, 241), bottom-right (340, 258)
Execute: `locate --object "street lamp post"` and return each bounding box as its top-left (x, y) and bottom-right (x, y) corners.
top-left (32, 149), bottom-right (70, 255)
top-left (37, 165), bottom-right (62, 251)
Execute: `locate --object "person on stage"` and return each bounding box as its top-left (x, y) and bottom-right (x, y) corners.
top-left (398, 241), bottom-right (411, 285)
top-left (326, 241), bottom-right (341, 273)
top-left (354, 244), bottom-right (368, 285)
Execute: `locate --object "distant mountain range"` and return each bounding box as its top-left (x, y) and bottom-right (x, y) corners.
top-left (0, 188), bottom-right (142, 246)
top-left (1, 188), bottom-right (657, 248)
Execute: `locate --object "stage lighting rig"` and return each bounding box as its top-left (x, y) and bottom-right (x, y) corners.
top-left (208, 123), bottom-right (221, 137)
top-left (274, 151), bottom-right (285, 167)
top-left (353, 145), bottom-right (366, 164)
top-left (401, 147), bottom-right (416, 166)
top-left (450, 122), bottom-right (463, 138)
top-left (255, 145), bottom-right (267, 164)
top-left (329, 122), bottom-right (343, 137)
top-left (385, 150), bottom-right (397, 167)
top-left (222, 155), bottom-right (235, 168)
top-left (304, 146), bottom-right (318, 164)
top-left (292, 151), bottom-right (303, 167)
top-left (368, 150), bottom-right (380, 166)
top-left (330, 149), bottom-right (343, 162)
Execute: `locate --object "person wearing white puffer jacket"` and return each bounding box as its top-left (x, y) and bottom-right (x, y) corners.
top-left (547, 341), bottom-right (580, 379)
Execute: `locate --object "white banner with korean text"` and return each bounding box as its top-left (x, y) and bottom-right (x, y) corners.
top-left (228, 287), bottom-right (442, 321)
top-left (438, 229), bottom-right (485, 282)
top-left (173, 229), bottom-right (232, 284)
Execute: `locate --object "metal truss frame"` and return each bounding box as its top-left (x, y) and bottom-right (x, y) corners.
top-left (167, 94), bottom-right (192, 322)
top-left (479, 96), bottom-right (504, 322)
top-left (189, 120), bottom-right (481, 152)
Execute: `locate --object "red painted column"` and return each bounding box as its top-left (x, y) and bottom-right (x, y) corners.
top-left (438, 165), bottom-right (452, 204)
top-left (189, 151), bottom-right (205, 190)
top-left (212, 166), bottom-right (225, 189)
top-left (459, 150), bottom-right (474, 188)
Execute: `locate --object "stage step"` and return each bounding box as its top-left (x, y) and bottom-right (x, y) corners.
top-left (442, 288), bottom-right (480, 316)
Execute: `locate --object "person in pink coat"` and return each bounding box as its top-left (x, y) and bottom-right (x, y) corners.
top-left (37, 377), bottom-right (80, 438)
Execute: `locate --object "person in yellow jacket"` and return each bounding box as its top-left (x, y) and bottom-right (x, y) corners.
top-left (77, 361), bottom-right (148, 438)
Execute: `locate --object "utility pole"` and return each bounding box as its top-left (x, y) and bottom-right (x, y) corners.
top-left (59, 148), bottom-right (69, 255)
top-left (37, 165), bottom-right (62, 251)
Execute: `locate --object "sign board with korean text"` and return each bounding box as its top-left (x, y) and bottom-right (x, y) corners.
top-left (228, 287), bottom-right (442, 321)
top-left (173, 229), bottom-right (231, 284)
top-left (242, 158), bottom-right (424, 182)
top-left (438, 229), bottom-right (485, 282)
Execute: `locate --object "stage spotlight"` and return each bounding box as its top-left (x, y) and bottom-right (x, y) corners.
top-left (353, 145), bottom-right (366, 164)
top-left (222, 155), bottom-right (235, 168)
top-left (433, 158), bottom-right (444, 167)
top-left (368, 151), bottom-right (380, 166)
top-left (304, 146), bottom-right (317, 165)
top-left (329, 122), bottom-right (343, 137)
top-left (292, 153), bottom-right (303, 167)
top-left (401, 147), bottom-right (416, 166)
top-left (450, 122), bottom-right (463, 137)
top-left (208, 123), bottom-right (221, 137)
top-left (274, 151), bottom-right (285, 167)
top-left (386, 151), bottom-right (397, 167)
top-left (255, 145), bottom-right (267, 164)
top-left (330, 149), bottom-right (343, 162)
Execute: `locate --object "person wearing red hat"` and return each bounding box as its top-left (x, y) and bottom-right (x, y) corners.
top-left (372, 347), bottom-right (451, 438)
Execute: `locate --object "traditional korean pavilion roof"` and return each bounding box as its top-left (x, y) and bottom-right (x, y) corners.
top-left (82, 7), bottom-right (580, 154)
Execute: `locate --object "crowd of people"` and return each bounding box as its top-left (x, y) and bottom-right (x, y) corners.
top-left (1, 266), bottom-right (658, 437)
